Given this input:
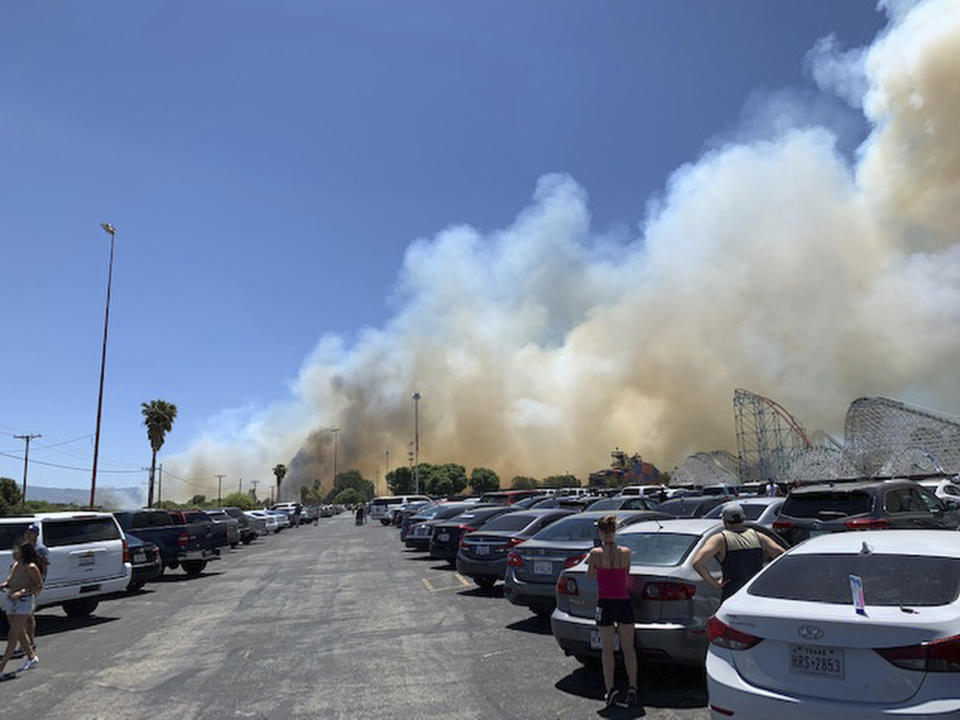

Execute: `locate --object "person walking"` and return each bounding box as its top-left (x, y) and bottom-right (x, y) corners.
top-left (13, 524), bottom-right (48, 660)
top-left (692, 503), bottom-right (785, 602)
top-left (0, 542), bottom-right (43, 679)
top-left (586, 515), bottom-right (639, 709)
top-left (355, 504), bottom-right (365, 526)
top-left (765, 479), bottom-right (778, 497)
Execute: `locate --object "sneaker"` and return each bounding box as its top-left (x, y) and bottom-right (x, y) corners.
top-left (19, 656), bottom-right (39, 672)
top-left (11, 648), bottom-right (25, 659)
top-left (604, 688), bottom-right (620, 708)
top-left (624, 687), bottom-right (639, 706)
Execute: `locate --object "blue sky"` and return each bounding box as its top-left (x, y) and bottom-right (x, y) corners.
top-left (0, 1), bottom-right (885, 493)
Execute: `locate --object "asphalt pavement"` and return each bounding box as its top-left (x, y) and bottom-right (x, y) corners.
top-left (0, 514), bottom-right (710, 719)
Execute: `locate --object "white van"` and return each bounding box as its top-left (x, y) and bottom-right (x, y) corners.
top-left (0, 512), bottom-right (131, 618)
top-left (369, 495), bottom-right (430, 525)
top-left (619, 485), bottom-right (667, 498)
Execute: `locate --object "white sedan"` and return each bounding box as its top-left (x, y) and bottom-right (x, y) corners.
top-left (707, 530), bottom-right (960, 719)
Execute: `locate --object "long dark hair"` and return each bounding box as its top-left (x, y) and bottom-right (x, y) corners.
top-left (17, 541), bottom-right (38, 566)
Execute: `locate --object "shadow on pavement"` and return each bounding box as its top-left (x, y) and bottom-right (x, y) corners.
top-left (556, 662), bottom-right (706, 712)
top-left (154, 570), bottom-right (224, 583)
top-left (4, 614), bottom-right (120, 640)
top-left (457, 585), bottom-right (504, 599)
top-left (504, 614), bottom-right (552, 635)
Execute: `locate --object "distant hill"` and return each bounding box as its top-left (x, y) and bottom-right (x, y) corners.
top-left (25, 485), bottom-right (144, 510)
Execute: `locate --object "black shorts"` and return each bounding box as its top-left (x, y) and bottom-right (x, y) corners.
top-left (595, 598), bottom-right (634, 626)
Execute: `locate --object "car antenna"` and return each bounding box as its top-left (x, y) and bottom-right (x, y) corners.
top-left (860, 541), bottom-right (872, 555)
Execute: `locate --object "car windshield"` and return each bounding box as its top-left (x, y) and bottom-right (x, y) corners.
top-left (656, 499), bottom-right (704, 517)
top-left (749, 554), bottom-right (960, 606)
top-left (481, 513), bottom-right (536, 532)
top-left (533, 516), bottom-right (598, 542)
top-left (616, 533), bottom-right (700, 567)
top-left (586, 499), bottom-right (622, 511)
top-left (781, 491), bottom-right (873, 519)
top-left (704, 503), bottom-right (768, 520)
top-left (435, 505), bottom-right (472, 520)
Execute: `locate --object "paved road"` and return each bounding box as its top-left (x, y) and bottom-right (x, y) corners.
top-left (2, 515), bottom-right (709, 719)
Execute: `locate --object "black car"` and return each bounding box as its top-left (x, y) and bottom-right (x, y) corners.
top-left (773, 479), bottom-right (960, 546)
top-left (404, 503), bottom-right (488, 550)
top-left (585, 496), bottom-right (658, 512)
top-left (428, 506), bottom-right (517, 562)
top-left (654, 495), bottom-right (727, 518)
top-left (126, 533), bottom-right (162, 592)
top-left (456, 509), bottom-right (575, 587)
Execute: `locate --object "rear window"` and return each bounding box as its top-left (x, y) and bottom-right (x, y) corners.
top-left (616, 533), bottom-right (699, 567)
top-left (481, 514), bottom-right (536, 532)
top-left (656, 499), bottom-right (703, 517)
top-left (781, 491), bottom-right (873, 519)
top-left (533, 516), bottom-right (598, 542)
top-left (372, 499), bottom-right (402, 507)
top-left (749, 554), bottom-right (960, 606)
top-left (435, 505), bottom-right (472, 520)
top-left (587, 499), bottom-right (621, 511)
top-left (43, 518), bottom-right (121, 547)
top-left (0, 523), bottom-right (31, 551)
top-left (704, 504), bottom-right (768, 521)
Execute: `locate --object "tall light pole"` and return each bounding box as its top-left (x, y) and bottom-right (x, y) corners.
top-left (14, 433), bottom-right (40, 511)
top-left (330, 427), bottom-right (341, 493)
top-left (215, 474), bottom-right (225, 507)
top-left (412, 392), bottom-right (421, 494)
top-left (90, 222), bottom-right (117, 509)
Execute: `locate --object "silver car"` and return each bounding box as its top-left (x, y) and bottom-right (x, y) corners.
top-left (550, 518), bottom-right (780, 667)
top-left (503, 510), bottom-right (668, 617)
top-left (702, 497), bottom-right (785, 528)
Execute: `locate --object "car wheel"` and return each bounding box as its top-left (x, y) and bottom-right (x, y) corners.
top-left (380, 519), bottom-right (390, 525)
top-left (474, 576), bottom-right (497, 589)
top-left (127, 581), bottom-right (146, 593)
top-left (63, 598), bottom-right (99, 618)
top-left (183, 560), bottom-right (207, 576)
top-left (230, 542), bottom-right (239, 549)
top-left (242, 536), bottom-right (253, 545)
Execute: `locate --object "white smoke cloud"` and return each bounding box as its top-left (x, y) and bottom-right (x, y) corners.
top-left (166, 0), bottom-right (960, 499)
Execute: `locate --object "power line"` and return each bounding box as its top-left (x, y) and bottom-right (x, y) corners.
top-left (0, 450), bottom-right (143, 474)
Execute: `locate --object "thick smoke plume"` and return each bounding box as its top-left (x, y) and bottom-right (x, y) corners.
top-left (168, 0), bottom-right (960, 500)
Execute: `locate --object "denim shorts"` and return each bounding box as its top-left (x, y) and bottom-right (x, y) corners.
top-left (3, 593), bottom-right (35, 617)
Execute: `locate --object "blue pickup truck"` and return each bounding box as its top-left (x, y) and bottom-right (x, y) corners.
top-left (113, 509), bottom-right (221, 576)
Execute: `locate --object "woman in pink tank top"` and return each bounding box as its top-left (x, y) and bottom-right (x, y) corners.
top-left (586, 515), bottom-right (639, 709)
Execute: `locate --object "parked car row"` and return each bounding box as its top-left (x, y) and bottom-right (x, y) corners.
top-left (384, 477), bottom-right (960, 718)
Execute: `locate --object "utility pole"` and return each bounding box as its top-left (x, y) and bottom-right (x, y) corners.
top-left (13, 434), bottom-right (40, 511)
top-left (215, 474), bottom-right (225, 507)
top-left (238, 477), bottom-right (242, 495)
top-left (157, 463), bottom-right (163, 505)
top-left (251, 479), bottom-right (259, 501)
top-left (90, 221), bottom-right (117, 509)
top-left (412, 392), bottom-right (421, 494)
top-left (330, 427), bottom-right (340, 493)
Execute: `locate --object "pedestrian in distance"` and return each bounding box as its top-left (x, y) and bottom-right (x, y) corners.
top-left (587, 515), bottom-right (640, 709)
top-left (0, 542), bottom-right (44, 679)
top-left (765, 479), bottom-right (778, 497)
top-left (355, 504), bottom-right (365, 526)
top-left (692, 503), bottom-right (785, 602)
top-left (14, 524), bottom-right (48, 660)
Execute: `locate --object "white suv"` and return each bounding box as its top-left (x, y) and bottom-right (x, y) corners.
top-left (0, 512), bottom-right (131, 618)
top-left (370, 495), bottom-right (430, 525)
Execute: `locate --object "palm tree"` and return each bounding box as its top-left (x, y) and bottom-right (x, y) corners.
top-left (273, 463), bottom-right (287, 502)
top-left (142, 399), bottom-right (178, 508)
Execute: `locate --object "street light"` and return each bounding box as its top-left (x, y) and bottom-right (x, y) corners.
top-left (90, 222), bottom-right (117, 509)
top-left (412, 392), bottom-right (421, 494)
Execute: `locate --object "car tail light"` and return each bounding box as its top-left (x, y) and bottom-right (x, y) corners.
top-left (772, 520), bottom-right (793, 531)
top-left (876, 634), bottom-right (960, 672)
top-left (177, 530), bottom-right (189, 548)
top-left (707, 616), bottom-right (762, 650)
top-left (564, 553), bottom-right (587, 569)
top-left (642, 581), bottom-right (696, 601)
top-left (843, 517), bottom-right (891, 530)
top-left (457, 525), bottom-right (476, 533)
top-left (557, 577), bottom-right (579, 596)
top-left (507, 551), bottom-right (523, 567)
top-left (122, 538), bottom-right (130, 564)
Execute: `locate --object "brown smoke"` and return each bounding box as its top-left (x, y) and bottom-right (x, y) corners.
top-left (167, 0), bottom-right (960, 500)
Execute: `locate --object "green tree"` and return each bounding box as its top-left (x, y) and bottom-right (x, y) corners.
top-left (510, 475), bottom-right (538, 490)
top-left (333, 469), bottom-right (375, 500)
top-left (301, 478), bottom-right (323, 505)
top-left (0, 477), bottom-right (23, 516)
top-left (469, 467), bottom-right (500, 494)
top-left (334, 488), bottom-right (364, 506)
top-left (189, 494), bottom-right (207, 507)
top-left (540, 473), bottom-right (579, 489)
top-left (141, 399), bottom-right (178, 508)
top-left (660, 471), bottom-right (671, 486)
top-left (386, 466), bottom-right (415, 495)
top-left (424, 463), bottom-right (467, 497)
top-left (221, 492), bottom-right (254, 510)
top-left (272, 463), bottom-right (287, 501)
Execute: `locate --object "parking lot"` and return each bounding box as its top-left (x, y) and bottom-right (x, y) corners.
top-left (2, 514), bottom-right (708, 719)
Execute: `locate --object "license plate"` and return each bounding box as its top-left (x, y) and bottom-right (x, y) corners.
top-left (133, 552), bottom-right (145, 563)
top-left (534, 561), bottom-right (552, 575)
top-left (437, 533), bottom-right (450, 542)
top-left (590, 630), bottom-right (620, 650)
top-left (79, 553), bottom-right (95, 566)
top-left (790, 645), bottom-right (844, 680)
top-left (476, 545), bottom-right (490, 555)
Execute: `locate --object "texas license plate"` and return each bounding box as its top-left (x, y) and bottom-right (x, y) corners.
top-left (79, 553), bottom-right (95, 566)
top-left (533, 561), bottom-right (552, 575)
top-left (590, 630), bottom-right (620, 650)
top-left (133, 552), bottom-right (145, 563)
top-left (437, 533), bottom-right (450, 542)
top-left (790, 645), bottom-right (844, 680)
top-left (476, 545), bottom-right (490, 555)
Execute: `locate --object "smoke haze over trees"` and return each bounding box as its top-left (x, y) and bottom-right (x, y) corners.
top-left (167, 0), bottom-right (960, 501)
